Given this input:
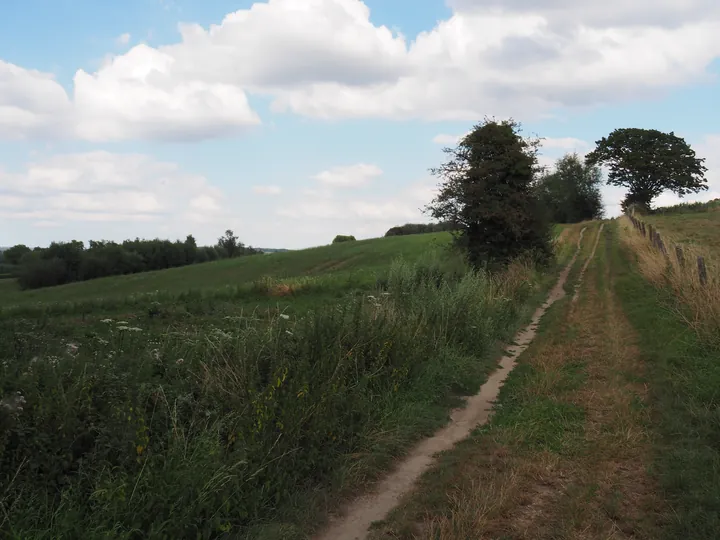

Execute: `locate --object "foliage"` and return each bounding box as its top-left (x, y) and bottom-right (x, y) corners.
top-left (535, 153), bottom-right (604, 223)
top-left (586, 128), bottom-right (708, 209)
top-left (217, 230), bottom-right (258, 258)
top-left (14, 232), bottom-right (261, 291)
top-left (0, 249), bottom-right (543, 538)
top-left (332, 235), bottom-right (356, 244)
top-left (2, 244), bottom-right (31, 265)
top-left (426, 118), bottom-right (552, 268)
top-left (384, 222), bottom-right (454, 237)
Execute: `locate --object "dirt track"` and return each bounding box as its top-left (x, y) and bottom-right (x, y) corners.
top-left (316, 227), bottom-right (588, 540)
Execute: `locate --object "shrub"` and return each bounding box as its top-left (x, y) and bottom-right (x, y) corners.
top-left (332, 235), bottom-right (356, 244)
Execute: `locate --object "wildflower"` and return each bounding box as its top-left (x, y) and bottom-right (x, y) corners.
top-left (67, 343), bottom-right (79, 355)
top-left (117, 325), bottom-right (129, 331)
top-left (285, 330), bottom-right (294, 336)
top-left (117, 321), bottom-right (129, 325)
top-left (127, 327), bottom-right (142, 332)
top-left (279, 314), bottom-right (290, 320)
top-left (100, 318), bottom-right (113, 323)
top-left (176, 358), bottom-right (184, 365)
top-left (367, 295), bottom-right (376, 300)
top-left (1, 392), bottom-right (26, 414)
top-left (381, 292), bottom-right (391, 296)
top-left (150, 349), bottom-right (160, 360)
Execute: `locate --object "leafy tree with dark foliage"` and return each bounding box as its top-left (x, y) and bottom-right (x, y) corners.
top-left (536, 153), bottom-right (604, 223)
top-left (332, 235), bottom-right (356, 244)
top-left (585, 128), bottom-right (707, 212)
top-left (426, 118), bottom-right (552, 268)
top-left (384, 222), bottom-right (454, 237)
top-left (3, 244), bottom-right (31, 265)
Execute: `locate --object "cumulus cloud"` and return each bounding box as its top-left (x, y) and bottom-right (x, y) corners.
top-left (0, 60), bottom-right (72, 139)
top-left (3, 0), bottom-right (720, 140)
top-left (312, 163), bottom-right (383, 187)
top-left (0, 152), bottom-right (232, 241)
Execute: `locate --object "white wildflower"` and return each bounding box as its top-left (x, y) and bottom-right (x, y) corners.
top-left (176, 358), bottom-right (184, 365)
top-left (100, 318), bottom-right (113, 323)
top-left (285, 330), bottom-right (294, 336)
top-left (117, 321), bottom-right (129, 325)
top-left (279, 314), bottom-right (290, 320)
top-left (117, 325), bottom-right (129, 331)
top-left (67, 343), bottom-right (79, 355)
top-left (1, 392), bottom-right (26, 414)
top-left (127, 327), bottom-right (142, 332)
top-left (367, 295), bottom-right (376, 300)
top-left (381, 292), bottom-right (391, 296)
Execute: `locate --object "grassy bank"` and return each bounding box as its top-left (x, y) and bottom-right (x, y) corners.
top-left (1, 236), bottom-right (556, 539)
top-left (615, 221), bottom-right (720, 538)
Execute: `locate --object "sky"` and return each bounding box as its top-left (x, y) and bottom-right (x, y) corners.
top-left (1, 0), bottom-right (719, 250)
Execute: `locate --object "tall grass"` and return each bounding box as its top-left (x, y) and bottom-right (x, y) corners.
top-left (0, 254), bottom-right (540, 539)
top-left (618, 216), bottom-right (720, 347)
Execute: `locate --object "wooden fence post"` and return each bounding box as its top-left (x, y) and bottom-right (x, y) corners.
top-left (675, 245), bottom-right (685, 267)
top-left (698, 256), bottom-right (708, 286)
top-left (641, 222), bottom-right (646, 237)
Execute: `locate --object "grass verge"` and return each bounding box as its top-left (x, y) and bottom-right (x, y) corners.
top-left (614, 220), bottom-right (720, 539)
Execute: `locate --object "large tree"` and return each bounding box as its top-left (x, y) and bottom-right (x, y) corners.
top-left (536, 153), bottom-right (604, 223)
top-left (585, 128), bottom-right (707, 211)
top-left (426, 118), bottom-right (552, 267)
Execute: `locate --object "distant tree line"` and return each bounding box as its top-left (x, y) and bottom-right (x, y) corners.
top-left (384, 222), bottom-right (455, 237)
top-left (5, 229), bottom-right (260, 290)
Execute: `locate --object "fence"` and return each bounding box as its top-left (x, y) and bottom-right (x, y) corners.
top-left (627, 214), bottom-right (708, 285)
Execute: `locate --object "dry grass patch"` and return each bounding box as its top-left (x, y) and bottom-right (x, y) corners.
top-left (618, 216), bottom-right (720, 347)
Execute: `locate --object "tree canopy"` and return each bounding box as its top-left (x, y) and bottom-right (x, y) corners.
top-left (535, 153), bottom-right (604, 223)
top-left (426, 118), bottom-right (552, 267)
top-left (585, 128), bottom-right (707, 211)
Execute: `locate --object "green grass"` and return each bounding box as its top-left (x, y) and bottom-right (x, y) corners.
top-left (0, 233), bottom-right (452, 307)
top-left (612, 222), bottom-right (720, 539)
top-left (643, 207), bottom-right (720, 253)
top-left (0, 232), bottom-right (555, 539)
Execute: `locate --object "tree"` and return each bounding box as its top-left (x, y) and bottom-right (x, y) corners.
top-left (585, 128), bottom-right (707, 211)
top-left (536, 153), bottom-right (604, 223)
top-left (426, 118), bottom-right (552, 267)
top-left (217, 230), bottom-right (239, 258)
top-left (3, 244), bottom-right (31, 265)
top-left (332, 235), bottom-right (356, 244)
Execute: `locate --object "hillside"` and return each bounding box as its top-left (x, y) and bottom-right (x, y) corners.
top-left (0, 232), bottom-right (452, 308)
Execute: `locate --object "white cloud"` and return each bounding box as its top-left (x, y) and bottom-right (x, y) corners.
top-left (0, 60), bottom-right (72, 139)
top-left (312, 163), bottom-right (383, 187)
top-left (3, 0), bottom-right (720, 140)
top-left (540, 137), bottom-right (589, 151)
top-left (0, 152), bottom-right (234, 243)
top-left (117, 33), bottom-right (131, 46)
top-left (72, 45), bottom-right (261, 141)
top-left (253, 185), bottom-right (282, 195)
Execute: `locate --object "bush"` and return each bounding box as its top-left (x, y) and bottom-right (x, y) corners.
top-left (332, 235), bottom-right (356, 244)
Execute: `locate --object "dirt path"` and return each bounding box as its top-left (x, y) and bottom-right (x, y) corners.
top-left (573, 223), bottom-right (604, 303)
top-left (316, 227), bottom-right (588, 540)
top-left (368, 222), bottom-right (666, 540)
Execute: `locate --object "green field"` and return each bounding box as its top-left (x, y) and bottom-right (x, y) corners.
top-left (0, 232), bottom-right (452, 309)
top-left (1, 230), bottom-right (567, 539)
top-left (643, 204), bottom-right (720, 252)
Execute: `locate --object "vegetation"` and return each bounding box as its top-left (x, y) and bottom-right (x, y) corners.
top-left (384, 222), bottom-right (454, 237)
top-left (6, 231), bottom-right (260, 291)
top-left (332, 234), bottom-right (356, 244)
top-left (427, 118), bottom-right (552, 268)
top-left (535, 153), bottom-right (604, 223)
top-left (0, 235), bottom-right (547, 538)
top-left (586, 128), bottom-right (708, 212)
top-left (617, 219), bottom-right (720, 538)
